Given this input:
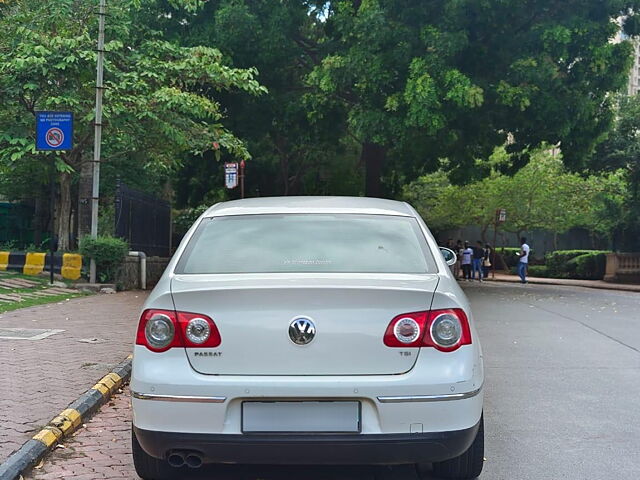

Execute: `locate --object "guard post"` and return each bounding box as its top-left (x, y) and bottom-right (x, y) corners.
top-left (492, 208), bottom-right (506, 279)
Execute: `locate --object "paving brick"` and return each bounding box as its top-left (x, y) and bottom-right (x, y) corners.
top-left (0, 291), bottom-right (146, 463)
top-left (24, 387), bottom-right (410, 480)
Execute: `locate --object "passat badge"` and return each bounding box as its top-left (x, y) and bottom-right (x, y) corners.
top-left (288, 318), bottom-right (316, 345)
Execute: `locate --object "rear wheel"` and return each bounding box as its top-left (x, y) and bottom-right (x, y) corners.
top-left (131, 428), bottom-right (176, 480)
top-left (430, 415), bottom-right (484, 479)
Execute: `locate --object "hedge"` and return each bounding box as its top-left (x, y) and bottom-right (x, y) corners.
top-left (526, 265), bottom-right (550, 277)
top-left (545, 250), bottom-right (610, 280)
top-left (79, 235), bottom-right (129, 283)
top-left (498, 247), bottom-right (535, 268)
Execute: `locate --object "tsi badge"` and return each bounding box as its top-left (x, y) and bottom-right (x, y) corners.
top-left (289, 317), bottom-right (316, 345)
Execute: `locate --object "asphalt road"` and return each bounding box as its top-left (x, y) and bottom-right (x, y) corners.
top-left (25, 282), bottom-right (640, 480)
top-left (470, 281), bottom-right (640, 480)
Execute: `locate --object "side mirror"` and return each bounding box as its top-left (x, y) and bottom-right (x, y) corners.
top-left (440, 247), bottom-right (457, 266)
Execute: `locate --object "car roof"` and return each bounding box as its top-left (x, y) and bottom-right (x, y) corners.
top-left (203, 196), bottom-right (415, 217)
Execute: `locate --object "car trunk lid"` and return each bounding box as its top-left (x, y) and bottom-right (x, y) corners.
top-left (171, 273), bottom-right (438, 376)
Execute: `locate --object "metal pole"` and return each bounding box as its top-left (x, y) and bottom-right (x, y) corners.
top-left (492, 216), bottom-right (497, 280)
top-left (89, 0), bottom-right (106, 283)
top-left (49, 170), bottom-right (55, 285)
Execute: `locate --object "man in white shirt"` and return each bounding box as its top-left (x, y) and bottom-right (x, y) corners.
top-left (461, 242), bottom-right (473, 281)
top-left (518, 237), bottom-right (530, 284)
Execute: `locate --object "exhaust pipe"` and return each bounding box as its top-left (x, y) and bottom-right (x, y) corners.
top-left (167, 452), bottom-right (185, 468)
top-left (185, 453), bottom-right (203, 469)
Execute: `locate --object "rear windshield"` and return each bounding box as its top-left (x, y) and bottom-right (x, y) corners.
top-left (175, 214), bottom-right (436, 274)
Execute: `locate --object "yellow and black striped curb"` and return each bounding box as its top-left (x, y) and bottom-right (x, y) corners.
top-left (0, 252), bottom-right (82, 280)
top-left (0, 355), bottom-right (132, 480)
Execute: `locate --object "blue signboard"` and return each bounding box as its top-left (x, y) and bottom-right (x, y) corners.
top-left (36, 111), bottom-right (73, 151)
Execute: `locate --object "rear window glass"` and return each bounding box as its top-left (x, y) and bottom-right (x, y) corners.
top-left (175, 214), bottom-right (436, 274)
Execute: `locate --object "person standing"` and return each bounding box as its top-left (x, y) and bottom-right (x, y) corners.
top-left (461, 242), bottom-right (473, 281)
top-left (472, 240), bottom-right (484, 282)
top-left (518, 237), bottom-right (530, 284)
top-left (483, 243), bottom-right (492, 279)
top-left (454, 239), bottom-right (463, 278)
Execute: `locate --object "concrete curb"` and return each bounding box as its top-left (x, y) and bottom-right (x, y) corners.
top-left (487, 275), bottom-right (640, 293)
top-left (0, 355), bottom-right (132, 480)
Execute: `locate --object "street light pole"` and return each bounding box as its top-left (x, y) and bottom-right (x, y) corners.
top-left (89, 0), bottom-right (106, 283)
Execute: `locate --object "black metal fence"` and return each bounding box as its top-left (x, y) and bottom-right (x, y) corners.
top-left (0, 202), bottom-right (34, 248)
top-left (114, 182), bottom-right (171, 257)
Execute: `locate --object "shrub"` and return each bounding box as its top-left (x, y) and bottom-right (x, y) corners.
top-left (572, 252), bottom-right (609, 280)
top-left (545, 250), bottom-right (610, 280)
top-left (79, 235), bottom-right (129, 283)
top-left (173, 205), bottom-right (209, 236)
top-left (526, 265), bottom-right (550, 277)
top-left (497, 247), bottom-right (535, 268)
top-left (0, 240), bottom-right (17, 251)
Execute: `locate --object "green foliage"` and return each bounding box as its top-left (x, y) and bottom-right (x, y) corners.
top-left (173, 205), bottom-right (210, 236)
top-left (526, 265), bottom-right (550, 278)
top-left (78, 235), bottom-right (129, 283)
top-left (545, 250), bottom-right (610, 280)
top-left (163, 0), bottom-right (353, 201)
top-left (572, 253), bottom-right (609, 280)
top-left (0, 241), bottom-right (18, 251)
top-left (98, 205), bottom-right (116, 237)
top-left (0, 0), bottom-right (266, 249)
top-left (403, 147), bottom-right (627, 243)
top-left (159, 0), bottom-right (640, 200)
top-left (498, 247), bottom-right (532, 268)
top-left (590, 95), bottom-right (640, 251)
top-left (304, 0), bottom-right (640, 194)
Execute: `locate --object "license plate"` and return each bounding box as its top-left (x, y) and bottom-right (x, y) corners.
top-left (242, 401), bottom-right (361, 433)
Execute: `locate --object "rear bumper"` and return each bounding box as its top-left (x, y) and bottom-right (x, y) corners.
top-left (134, 420), bottom-right (480, 465)
top-left (131, 347), bottom-right (484, 436)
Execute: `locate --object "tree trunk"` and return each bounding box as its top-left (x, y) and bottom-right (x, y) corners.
top-left (481, 224), bottom-right (489, 243)
top-left (77, 158), bottom-right (92, 239)
top-left (362, 142), bottom-right (385, 198)
top-left (57, 172), bottom-right (72, 252)
top-left (33, 194), bottom-right (44, 247)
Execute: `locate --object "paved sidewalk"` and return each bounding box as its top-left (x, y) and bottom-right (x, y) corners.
top-left (0, 291), bottom-right (147, 464)
top-left (486, 272), bottom-right (640, 292)
top-left (25, 388), bottom-right (134, 480)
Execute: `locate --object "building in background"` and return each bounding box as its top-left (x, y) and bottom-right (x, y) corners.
top-left (614, 25), bottom-right (640, 95)
top-left (623, 36), bottom-right (640, 95)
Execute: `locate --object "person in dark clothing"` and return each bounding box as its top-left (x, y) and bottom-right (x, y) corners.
top-left (472, 240), bottom-right (484, 282)
top-left (483, 243), bottom-right (492, 278)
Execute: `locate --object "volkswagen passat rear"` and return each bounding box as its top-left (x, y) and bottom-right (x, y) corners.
top-left (131, 197), bottom-right (484, 480)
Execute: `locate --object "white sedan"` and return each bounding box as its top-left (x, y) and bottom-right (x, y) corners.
top-left (131, 196), bottom-right (484, 479)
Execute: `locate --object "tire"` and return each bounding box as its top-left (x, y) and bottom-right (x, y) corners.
top-left (131, 428), bottom-right (176, 480)
top-left (432, 415), bottom-right (484, 479)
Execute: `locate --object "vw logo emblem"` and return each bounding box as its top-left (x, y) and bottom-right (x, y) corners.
top-left (289, 317), bottom-right (316, 345)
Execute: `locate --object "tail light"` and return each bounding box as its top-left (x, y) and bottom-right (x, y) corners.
top-left (136, 309), bottom-right (221, 353)
top-left (383, 308), bottom-right (471, 352)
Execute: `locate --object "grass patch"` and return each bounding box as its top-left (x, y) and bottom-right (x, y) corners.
top-left (0, 292), bottom-right (86, 313)
top-left (0, 271), bottom-right (87, 313)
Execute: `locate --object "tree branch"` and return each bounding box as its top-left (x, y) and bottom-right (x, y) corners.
top-left (19, 96), bottom-right (36, 115)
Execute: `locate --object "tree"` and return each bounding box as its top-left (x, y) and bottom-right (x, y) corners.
top-left (403, 147), bottom-right (627, 245)
top-left (0, 0), bottom-right (265, 250)
top-left (141, 0), bottom-right (354, 203)
top-left (306, 0), bottom-right (640, 196)
top-left (590, 94), bottom-right (640, 251)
